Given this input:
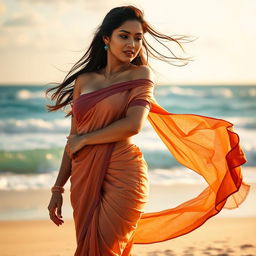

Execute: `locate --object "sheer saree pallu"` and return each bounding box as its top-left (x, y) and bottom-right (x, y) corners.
top-left (68, 78), bottom-right (250, 255)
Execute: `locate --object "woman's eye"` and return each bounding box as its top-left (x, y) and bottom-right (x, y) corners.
top-left (119, 35), bottom-right (142, 41)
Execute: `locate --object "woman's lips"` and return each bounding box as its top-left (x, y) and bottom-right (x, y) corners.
top-left (123, 51), bottom-right (134, 57)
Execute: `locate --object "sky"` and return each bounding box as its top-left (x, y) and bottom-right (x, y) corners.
top-left (0, 0), bottom-right (255, 85)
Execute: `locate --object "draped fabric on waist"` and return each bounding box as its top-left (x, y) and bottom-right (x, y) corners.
top-left (70, 143), bottom-right (116, 255)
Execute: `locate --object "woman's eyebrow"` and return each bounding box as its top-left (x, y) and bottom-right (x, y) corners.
top-left (118, 29), bottom-right (142, 35)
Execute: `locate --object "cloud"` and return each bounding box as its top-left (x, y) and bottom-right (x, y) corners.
top-left (20, 0), bottom-right (72, 2)
top-left (3, 16), bottom-right (36, 27)
top-left (18, 0), bottom-right (126, 12)
top-left (0, 8), bottom-right (50, 48)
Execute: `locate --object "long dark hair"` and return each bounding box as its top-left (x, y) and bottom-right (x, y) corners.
top-left (45, 5), bottom-right (195, 117)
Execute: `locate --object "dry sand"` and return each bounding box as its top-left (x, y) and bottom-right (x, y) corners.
top-left (0, 217), bottom-right (255, 256)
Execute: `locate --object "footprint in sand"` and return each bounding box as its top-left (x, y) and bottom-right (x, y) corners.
top-left (240, 244), bottom-right (255, 250)
top-left (147, 250), bottom-right (162, 256)
top-left (146, 250), bottom-right (176, 256)
top-left (201, 245), bottom-right (234, 256)
top-left (163, 249), bottom-right (175, 255)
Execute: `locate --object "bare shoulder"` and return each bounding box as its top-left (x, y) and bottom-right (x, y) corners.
top-left (131, 65), bottom-right (155, 84)
top-left (75, 72), bottom-right (92, 86)
top-left (73, 72), bottom-right (93, 100)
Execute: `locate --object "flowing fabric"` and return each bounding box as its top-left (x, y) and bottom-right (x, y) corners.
top-left (68, 78), bottom-right (250, 255)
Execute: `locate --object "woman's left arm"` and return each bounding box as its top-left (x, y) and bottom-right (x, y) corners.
top-left (66, 105), bottom-right (150, 154)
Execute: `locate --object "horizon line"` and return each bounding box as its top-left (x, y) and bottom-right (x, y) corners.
top-left (0, 82), bottom-right (256, 87)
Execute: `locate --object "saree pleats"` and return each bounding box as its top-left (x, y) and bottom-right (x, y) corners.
top-left (71, 142), bottom-right (149, 255)
top-left (68, 79), bottom-right (250, 255)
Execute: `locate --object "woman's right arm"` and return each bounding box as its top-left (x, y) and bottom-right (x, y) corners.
top-left (52, 77), bottom-right (82, 188)
top-left (52, 73), bottom-right (91, 188)
top-left (52, 131), bottom-right (74, 189)
top-left (48, 76), bottom-right (82, 226)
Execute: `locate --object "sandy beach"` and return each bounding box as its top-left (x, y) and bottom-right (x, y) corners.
top-left (0, 183), bottom-right (256, 255)
top-left (0, 218), bottom-right (255, 255)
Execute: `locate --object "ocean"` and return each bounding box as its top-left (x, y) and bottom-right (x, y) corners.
top-left (0, 84), bottom-right (255, 191)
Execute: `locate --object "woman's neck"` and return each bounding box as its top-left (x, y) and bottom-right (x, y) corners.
top-left (101, 63), bottom-right (133, 81)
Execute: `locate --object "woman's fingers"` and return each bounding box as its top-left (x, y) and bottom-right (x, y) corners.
top-left (66, 134), bottom-right (82, 157)
top-left (49, 208), bottom-right (64, 226)
top-left (48, 193), bottom-right (65, 226)
top-left (66, 134), bottom-right (75, 139)
top-left (66, 140), bottom-right (76, 155)
top-left (65, 144), bottom-right (74, 159)
top-left (57, 202), bottom-right (63, 218)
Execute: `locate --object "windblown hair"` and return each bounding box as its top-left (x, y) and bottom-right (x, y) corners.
top-left (45, 5), bottom-right (195, 117)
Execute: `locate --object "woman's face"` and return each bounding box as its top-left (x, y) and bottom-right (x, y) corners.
top-left (103, 20), bottom-right (143, 64)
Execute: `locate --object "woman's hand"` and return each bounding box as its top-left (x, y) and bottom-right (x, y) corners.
top-left (48, 192), bottom-right (64, 226)
top-left (66, 134), bottom-right (84, 156)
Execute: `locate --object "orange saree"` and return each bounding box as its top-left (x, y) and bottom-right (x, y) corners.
top-left (68, 78), bottom-right (250, 256)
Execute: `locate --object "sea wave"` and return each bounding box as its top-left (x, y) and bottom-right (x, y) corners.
top-left (0, 140), bottom-right (255, 174)
top-left (0, 166), bottom-right (254, 191)
top-left (156, 85), bottom-right (256, 99)
top-left (156, 86), bottom-right (205, 97)
top-left (16, 89), bottom-right (45, 100)
top-left (0, 148), bottom-right (64, 174)
top-left (1, 114), bottom-right (256, 136)
top-left (0, 118), bottom-right (70, 133)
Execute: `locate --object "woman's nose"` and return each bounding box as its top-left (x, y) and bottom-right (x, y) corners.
top-left (127, 38), bottom-right (135, 47)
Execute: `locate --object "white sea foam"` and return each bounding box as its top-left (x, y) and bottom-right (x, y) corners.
top-left (155, 86), bottom-right (237, 98)
top-left (16, 89), bottom-right (45, 100)
top-left (0, 167), bottom-right (254, 191)
top-left (1, 116), bottom-right (255, 136)
top-left (0, 133), bottom-right (67, 150)
top-left (209, 88), bottom-right (233, 98)
top-left (0, 118), bottom-right (70, 133)
top-left (156, 86), bottom-right (205, 97)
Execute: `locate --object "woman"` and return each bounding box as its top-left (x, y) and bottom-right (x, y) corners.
top-left (46, 5), bottom-right (250, 256)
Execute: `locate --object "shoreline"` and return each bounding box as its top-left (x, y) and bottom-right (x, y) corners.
top-left (0, 183), bottom-right (255, 221)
